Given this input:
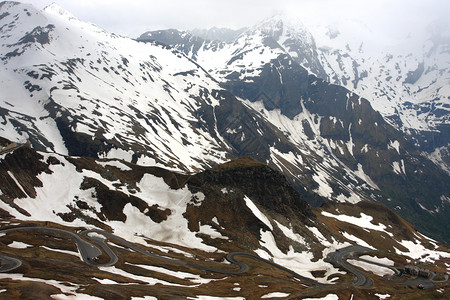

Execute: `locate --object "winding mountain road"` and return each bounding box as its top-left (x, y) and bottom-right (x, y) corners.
top-left (0, 226), bottom-right (384, 287)
top-left (325, 245), bottom-right (373, 287)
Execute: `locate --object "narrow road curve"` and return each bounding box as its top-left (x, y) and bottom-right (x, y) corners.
top-left (0, 227), bottom-right (116, 267)
top-left (325, 245), bottom-right (373, 287)
top-left (0, 255), bottom-right (22, 272)
top-left (0, 226), bottom-right (372, 287)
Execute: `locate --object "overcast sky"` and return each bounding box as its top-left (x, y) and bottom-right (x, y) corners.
top-left (21, 0), bottom-right (450, 38)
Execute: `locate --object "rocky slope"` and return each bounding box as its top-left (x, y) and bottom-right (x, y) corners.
top-left (0, 141), bottom-right (449, 299)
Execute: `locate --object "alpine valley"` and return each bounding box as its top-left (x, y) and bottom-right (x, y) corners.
top-left (0, 2), bottom-right (449, 299)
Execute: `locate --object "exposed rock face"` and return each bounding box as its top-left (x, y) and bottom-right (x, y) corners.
top-left (190, 157), bottom-right (313, 220)
top-left (0, 146), bottom-right (48, 199)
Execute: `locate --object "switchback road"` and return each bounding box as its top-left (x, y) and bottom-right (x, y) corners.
top-left (0, 226), bottom-right (385, 287)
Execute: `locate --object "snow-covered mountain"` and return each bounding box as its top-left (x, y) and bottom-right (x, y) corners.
top-left (0, 1), bottom-right (236, 172)
top-left (138, 21), bottom-right (450, 243)
top-left (0, 2), bottom-right (449, 242)
top-left (240, 14), bottom-right (450, 174)
top-left (0, 3), bottom-right (449, 298)
top-left (175, 14), bottom-right (450, 174)
top-left (310, 17), bottom-right (450, 172)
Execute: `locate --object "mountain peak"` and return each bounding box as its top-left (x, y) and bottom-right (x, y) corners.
top-left (254, 12), bottom-right (309, 38)
top-left (189, 26), bottom-right (246, 42)
top-left (0, 1), bottom-right (33, 14)
top-left (43, 2), bottom-right (77, 21)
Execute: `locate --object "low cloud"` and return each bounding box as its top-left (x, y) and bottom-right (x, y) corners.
top-left (19, 0), bottom-right (450, 39)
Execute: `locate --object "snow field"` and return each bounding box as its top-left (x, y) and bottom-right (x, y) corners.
top-left (256, 230), bottom-right (345, 284)
top-left (359, 255), bottom-right (394, 266)
top-left (395, 239), bottom-right (450, 263)
top-left (124, 262), bottom-right (216, 285)
top-left (1, 2), bottom-right (231, 172)
top-left (346, 259), bottom-right (395, 277)
top-left (244, 196), bottom-right (273, 230)
top-left (321, 211), bottom-right (393, 236)
top-left (2, 152), bottom-right (225, 254)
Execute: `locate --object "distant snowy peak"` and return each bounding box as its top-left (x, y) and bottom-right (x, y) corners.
top-left (250, 13), bottom-right (327, 79)
top-left (189, 26), bottom-right (246, 42)
top-left (311, 18), bottom-right (394, 51)
top-left (288, 15), bottom-right (450, 173)
top-left (254, 13), bottom-right (311, 41)
top-left (138, 29), bottom-right (201, 47)
top-left (43, 2), bottom-right (78, 21)
top-left (0, 1), bottom-right (20, 10)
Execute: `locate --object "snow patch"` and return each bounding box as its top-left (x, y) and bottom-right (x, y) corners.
top-left (360, 144), bottom-right (369, 153)
top-left (92, 277), bottom-right (118, 284)
top-left (244, 196), bottom-right (273, 231)
top-left (256, 230), bottom-right (344, 284)
top-left (346, 123), bottom-right (354, 156)
top-left (341, 232), bottom-right (374, 249)
top-left (99, 266), bottom-right (185, 286)
top-left (359, 255), bottom-right (394, 266)
top-left (347, 259), bottom-right (395, 276)
top-left (191, 297), bottom-right (244, 300)
top-left (198, 224), bottom-right (229, 240)
top-left (274, 220), bottom-right (306, 245)
top-left (392, 161), bottom-right (402, 175)
top-left (321, 211), bottom-right (391, 236)
top-left (8, 241), bottom-right (31, 249)
top-left (261, 292), bottom-right (290, 298)
top-left (125, 262), bottom-right (215, 284)
top-left (374, 294), bottom-right (391, 300)
top-left (303, 294), bottom-right (339, 300)
top-left (312, 171), bottom-right (333, 199)
top-left (395, 239), bottom-right (450, 263)
top-left (353, 163), bottom-right (379, 190)
top-left (388, 140), bottom-right (400, 154)
top-left (41, 246), bottom-right (81, 260)
top-left (52, 293), bottom-right (104, 300)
